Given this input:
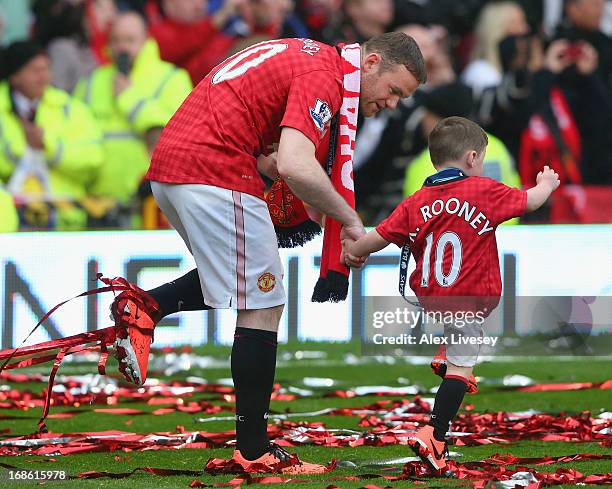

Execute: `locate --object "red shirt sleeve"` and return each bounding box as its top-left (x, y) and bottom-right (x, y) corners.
top-left (376, 199), bottom-right (411, 247)
top-left (280, 70), bottom-right (342, 147)
top-left (486, 179), bottom-right (527, 225)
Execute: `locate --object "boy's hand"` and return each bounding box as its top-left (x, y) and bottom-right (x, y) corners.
top-left (536, 165), bottom-right (561, 191)
top-left (341, 237), bottom-right (367, 269)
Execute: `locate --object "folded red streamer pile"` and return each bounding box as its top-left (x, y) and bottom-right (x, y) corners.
top-left (403, 453), bottom-right (612, 487)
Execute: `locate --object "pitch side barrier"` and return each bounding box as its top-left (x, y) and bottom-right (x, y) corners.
top-left (0, 225), bottom-right (610, 350)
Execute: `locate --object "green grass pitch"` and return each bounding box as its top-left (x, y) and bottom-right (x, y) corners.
top-left (1, 341), bottom-right (610, 488)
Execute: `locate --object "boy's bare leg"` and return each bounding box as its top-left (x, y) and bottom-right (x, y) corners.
top-left (445, 364), bottom-right (473, 379)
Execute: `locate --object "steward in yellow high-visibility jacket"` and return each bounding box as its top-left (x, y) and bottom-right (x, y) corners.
top-left (74, 31), bottom-right (192, 203)
top-left (0, 41), bottom-right (104, 230)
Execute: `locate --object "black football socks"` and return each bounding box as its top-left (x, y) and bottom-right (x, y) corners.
top-left (231, 327), bottom-right (278, 460)
top-left (147, 268), bottom-right (210, 318)
top-left (429, 375), bottom-right (469, 441)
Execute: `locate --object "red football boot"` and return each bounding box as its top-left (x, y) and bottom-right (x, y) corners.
top-left (111, 285), bottom-right (161, 386)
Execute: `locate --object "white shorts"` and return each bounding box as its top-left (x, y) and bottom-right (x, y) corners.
top-left (444, 322), bottom-right (484, 368)
top-left (151, 182), bottom-right (286, 310)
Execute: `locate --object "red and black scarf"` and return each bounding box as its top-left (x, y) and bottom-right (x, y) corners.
top-left (266, 43), bottom-right (361, 303)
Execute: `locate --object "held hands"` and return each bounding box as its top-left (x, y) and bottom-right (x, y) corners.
top-left (340, 223), bottom-right (367, 269)
top-left (536, 165), bottom-right (561, 191)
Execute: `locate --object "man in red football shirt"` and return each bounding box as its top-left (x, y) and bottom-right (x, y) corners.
top-left (110, 32), bottom-right (426, 473)
top-left (343, 117), bottom-right (560, 475)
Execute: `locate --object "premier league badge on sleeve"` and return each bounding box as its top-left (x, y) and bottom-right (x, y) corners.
top-left (310, 99), bottom-right (332, 134)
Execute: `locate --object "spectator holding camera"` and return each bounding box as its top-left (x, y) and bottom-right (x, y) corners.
top-left (474, 32), bottom-right (612, 188)
top-left (553, 0), bottom-right (612, 90)
top-left (74, 12), bottom-right (192, 215)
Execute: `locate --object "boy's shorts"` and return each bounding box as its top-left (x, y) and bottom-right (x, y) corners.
top-left (151, 182), bottom-right (286, 310)
top-left (444, 321), bottom-right (484, 367)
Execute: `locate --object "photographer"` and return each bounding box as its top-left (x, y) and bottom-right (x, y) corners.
top-left (553, 0), bottom-right (612, 91)
top-left (474, 33), bottom-right (612, 187)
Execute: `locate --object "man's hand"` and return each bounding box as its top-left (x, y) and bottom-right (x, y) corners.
top-left (544, 39), bottom-right (572, 73)
top-left (21, 119), bottom-right (45, 150)
top-left (536, 165), bottom-right (560, 191)
top-left (341, 223), bottom-right (367, 268)
top-left (340, 222), bottom-right (366, 242)
top-left (575, 42), bottom-right (598, 75)
top-left (257, 152), bottom-right (280, 179)
top-left (113, 73), bottom-right (132, 96)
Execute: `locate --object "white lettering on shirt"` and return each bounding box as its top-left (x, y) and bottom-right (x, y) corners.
top-left (420, 198), bottom-right (494, 236)
top-left (301, 39), bottom-right (321, 56)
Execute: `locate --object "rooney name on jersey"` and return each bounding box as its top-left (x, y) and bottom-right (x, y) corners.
top-left (419, 198), bottom-right (495, 236)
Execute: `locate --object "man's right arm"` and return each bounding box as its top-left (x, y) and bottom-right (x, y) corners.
top-left (276, 127), bottom-right (362, 229)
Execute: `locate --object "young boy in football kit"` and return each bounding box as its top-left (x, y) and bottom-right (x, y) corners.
top-left (342, 116), bottom-right (560, 475)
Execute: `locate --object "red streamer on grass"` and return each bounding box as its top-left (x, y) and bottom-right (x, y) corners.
top-left (0, 372), bottom-right (235, 416)
top-left (518, 380), bottom-right (612, 392)
top-left (1, 407), bottom-right (609, 458)
top-left (71, 453), bottom-right (612, 486)
top-left (403, 453), bottom-right (612, 487)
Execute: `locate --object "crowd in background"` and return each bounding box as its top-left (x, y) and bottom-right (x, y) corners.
top-left (0, 0), bottom-right (611, 231)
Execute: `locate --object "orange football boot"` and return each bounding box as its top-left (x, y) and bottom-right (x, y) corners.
top-left (232, 444), bottom-right (327, 475)
top-left (408, 425), bottom-right (453, 476)
top-left (111, 285), bottom-right (161, 386)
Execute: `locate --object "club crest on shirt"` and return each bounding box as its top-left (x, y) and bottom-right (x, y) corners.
top-left (310, 99), bottom-right (332, 134)
top-left (258, 272), bottom-right (276, 292)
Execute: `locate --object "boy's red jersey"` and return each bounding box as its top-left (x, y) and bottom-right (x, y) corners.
top-left (377, 169), bottom-right (527, 298)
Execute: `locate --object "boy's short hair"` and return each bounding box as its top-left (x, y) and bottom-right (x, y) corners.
top-left (428, 116), bottom-right (488, 167)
